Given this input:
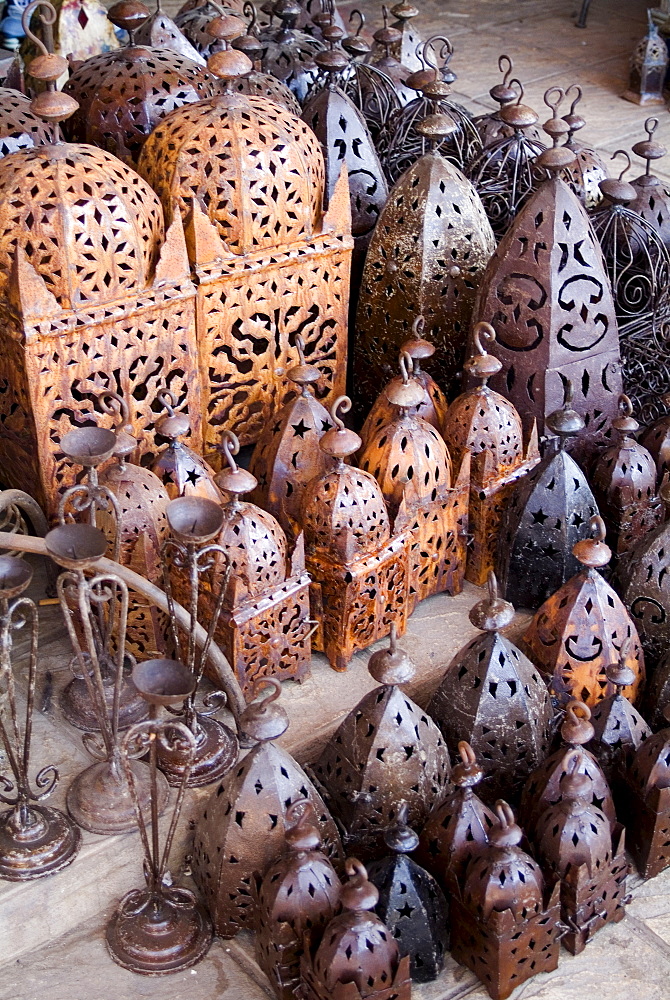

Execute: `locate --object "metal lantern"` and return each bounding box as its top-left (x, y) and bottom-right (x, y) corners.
top-left (0, 86), bottom-right (52, 158)
top-left (443, 322), bottom-right (541, 586)
top-left (366, 803), bottom-right (449, 984)
top-left (531, 751), bottom-right (628, 955)
top-left (365, 8), bottom-right (415, 107)
top-left (192, 679), bottom-right (343, 938)
top-left (337, 10), bottom-right (401, 143)
top-left (369, 1), bottom-right (425, 73)
top-left (450, 801), bottom-right (562, 1000)
top-left (133, 0), bottom-right (207, 63)
top-left (622, 719), bottom-right (670, 878)
top-left (640, 396), bottom-right (670, 479)
top-left (429, 572), bottom-right (553, 806)
top-left (622, 11), bottom-right (668, 107)
top-left (256, 800), bottom-right (342, 1000)
top-left (151, 391), bottom-right (222, 502)
top-left (416, 740), bottom-right (495, 896)
top-left (259, 0), bottom-right (324, 103)
top-left (301, 397), bottom-right (411, 672)
top-left (560, 84), bottom-right (607, 211)
top-left (228, 3), bottom-right (303, 112)
top-left (173, 0), bottom-right (246, 58)
top-left (588, 645), bottom-right (651, 788)
top-left (630, 117), bottom-right (670, 251)
top-left (473, 55), bottom-right (542, 150)
top-left (310, 626), bottom-right (452, 858)
top-left (642, 645), bottom-right (670, 730)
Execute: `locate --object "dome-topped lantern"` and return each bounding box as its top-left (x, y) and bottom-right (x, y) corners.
top-left (139, 17), bottom-right (351, 455)
top-left (301, 397), bottom-right (411, 672)
top-left (443, 322), bottom-right (540, 587)
top-left (151, 390), bottom-right (223, 503)
top-left (228, 8), bottom-right (302, 111)
top-left (310, 626), bottom-right (452, 857)
top-left (621, 715), bottom-right (670, 878)
top-left (473, 54), bottom-right (542, 151)
top-left (259, 0), bottom-right (324, 103)
top-left (450, 801), bottom-right (562, 1000)
top-left (630, 117), bottom-right (670, 253)
top-left (559, 84), bottom-right (607, 211)
top-left (522, 515), bottom-right (645, 708)
top-left (359, 350), bottom-right (469, 610)
top-left (0, 4), bottom-right (202, 518)
top-left (622, 11), bottom-right (668, 107)
top-left (0, 86), bottom-right (52, 159)
top-left (471, 87), bottom-right (623, 464)
top-left (429, 572), bottom-right (553, 806)
top-left (369, 0), bottom-right (425, 74)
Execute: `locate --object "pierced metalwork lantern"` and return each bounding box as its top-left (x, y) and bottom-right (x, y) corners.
top-left (256, 800), bottom-right (342, 1000)
top-left (472, 88), bottom-right (623, 462)
top-left (300, 857), bottom-right (412, 1000)
top-left (338, 10), bottom-right (401, 143)
top-left (151, 391), bottom-right (223, 503)
top-left (368, 1), bottom-right (424, 73)
top-left (622, 719), bottom-right (670, 878)
top-left (630, 117), bottom-right (670, 252)
top-left (450, 801), bottom-right (562, 1000)
top-left (133, 0), bottom-right (206, 63)
top-left (640, 396), bottom-right (670, 478)
top-left (0, 85), bottom-right (52, 158)
top-left (173, 0), bottom-right (245, 59)
top-left (229, 4), bottom-right (302, 112)
top-left (365, 8), bottom-right (415, 107)
top-left (416, 740), bottom-right (495, 896)
top-left (523, 514), bottom-right (645, 708)
top-left (301, 397), bottom-right (411, 672)
top-left (366, 803), bottom-right (448, 984)
top-left (192, 679), bottom-right (343, 938)
top-left (496, 388), bottom-right (599, 610)
top-left (429, 571), bottom-right (553, 806)
top-left (310, 626), bottom-right (452, 857)
top-left (443, 322), bottom-right (541, 586)
top-left (259, 0), bottom-right (324, 103)
top-left (559, 84), bottom-right (607, 211)
top-left (622, 11), bottom-right (668, 106)
top-left (531, 752), bottom-right (628, 955)
top-left (588, 645), bottom-right (651, 789)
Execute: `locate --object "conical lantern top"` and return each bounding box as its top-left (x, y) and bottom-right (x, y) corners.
top-left (319, 396), bottom-right (361, 460)
top-left (383, 801), bottom-right (421, 853)
top-left (605, 637), bottom-right (637, 692)
top-left (287, 333), bottom-right (321, 393)
top-left (108, 0), bottom-right (150, 39)
top-left (340, 858), bottom-right (380, 911)
top-left (488, 800), bottom-right (523, 848)
top-left (611, 393), bottom-right (640, 436)
top-left (545, 379), bottom-right (585, 444)
top-left (367, 624), bottom-right (416, 686)
top-left (206, 13), bottom-right (253, 83)
top-left (216, 430), bottom-right (257, 496)
top-left (400, 315), bottom-right (435, 366)
top-left (285, 800), bottom-right (323, 853)
top-left (558, 749), bottom-right (595, 802)
top-left (489, 54), bottom-right (517, 106)
top-left (452, 740), bottom-right (485, 789)
top-left (562, 83), bottom-right (586, 138)
top-left (463, 322), bottom-right (503, 383)
top-left (155, 390), bottom-right (192, 441)
top-left (343, 9), bottom-right (369, 57)
top-left (572, 514), bottom-right (612, 569)
top-left (561, 699), bottom-right (595, 745)
top-left (384, 353), bottom-right (427, 410)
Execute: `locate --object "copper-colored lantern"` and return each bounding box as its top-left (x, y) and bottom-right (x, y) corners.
top-left (622, 11), bottom-right (668, 106)
top-left (496, 389), bottom-right (599, 611)
top-left (642, 646), bottom-right (670, 730)
top-left (471, 88), bottom-right (623, 462)
top-left (301, 397), bottom-right (410, 671)
top-left (192, 679), bottom-right (343, 938)
top-left (443, 322), bottom-right (540, 586)
top-left (0, 86), bottom-right (52, 158)
top-left (310, 627), bottom-right (452, 857)
top-left (259, 0), bottom-right (324, 103)
top-left (256, 800), bottom-right (342, 1000)
top-left (151, 391), bottom-right (223, 503)
top-left (630, 117), bottom-right (670, 252)
top-left (450, 801), bottom-right (562, 1000)
top-left (429, 572), bottom-right (553, 805)
top-left (560, 84), bottom-right (607, 211)
top-left (622, 718), bottom-right (670, 878)
top-left (588, 646), bottom-right (651, 789)
top-left (522, 515), bottom-right (645, 708)
top-left (369, 1), bottom-right (425, 73)
top-left (133, 0), bottom-right (207, 63)
top-left (416, 741), bottom-right (495, 896)
top-left (338, 10), bottom-right (401, 144)
top-left (139, 24), bottom-right (351, 454)
top-left (366, 803), bottom-right (449, 984)
top-left (531, 752), bottom-right (628, 955)
top-left (300, 857), bottom-right (412, 1000)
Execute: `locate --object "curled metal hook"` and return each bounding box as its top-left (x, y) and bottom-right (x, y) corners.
top-left (242, 1), bottom-right (257, 30)
top-left (565, 698), bottom-right (592, 722)
top-left (220, 430), bottom-right (240, 473)
top-left (506, 77), bottom-right (524, 105)
top-left (565, 83), bottom-right (582, 114)
top-left (610, 148), bottom-right (631, 180)
top-left (472, 320), bottom-right (495, 355)
top-left (618, 393), bottom-right (634, 418)
top-left (422, 33), bottom-right (452, 72)
top-left (21, 0), bottom-right (56, 55)
top-left (329, 394), bottom-right (352, 430)
top-left (498, 53), bottom-right (513, 84)
top-left (563, 377), bottom-right (574, 407)
top-left (457, 740), bottom-right (477, 766)
top-left (157, 389), bottom-right (178, 417)
top-left (412, 315), bottom-right (425, 338)
top-left (349, 8), bottom-right (364, 34)
top-left (493, 799), bottom-right (515, 829)
top-left (398, 351), bottom-right (413, 384)
top-left (589, 513), bottom-right (607, 542)
top-left (543, 85), bottom-right (565, 113)
top-left (486, 568), bottom-right (500, 603)
top-left (645, 116), bottom-right (659, 139)
top-left (97, 390), bottom-right (131, 435)
top-left (345, 856), bottom-right (368, 880)
top-left (295, 333), bottom-right (306, 366)
top-left (251, 676), bottom-right (282, 707)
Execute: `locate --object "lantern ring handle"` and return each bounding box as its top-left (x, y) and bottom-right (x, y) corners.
top-left (565, 83), bottom-right (582, 114)
top-left (457, 740), bottom-right (477, 766)
top-left (498, 53), bottom-right (513, 85)
top-left (565, 699), bottom-right (592, 722)
top-left (611, 149), bottom-right (631, 180)
top-left (398, 351), bottom-right (413, 384)
top-left (21, 0), bottom-right (56, 56)
top-left (220, 429), bottom-right (240, 473)
top-left (348, 8), bottom-right (364, 34)
top-left (472, 321), bottom-right (496, 355)
top-left (645, 116), bottom-right (659, 138)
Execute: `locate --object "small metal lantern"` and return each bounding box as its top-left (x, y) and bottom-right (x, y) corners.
top-left (366, 803), bottom-right (448, 983)
top-left (622, 11), bottom-right (668, 107)
top-left (622, 717), bottom-right (670, 878)
top-left (0, 86), bottom-right (52, 159)
top-left (416, 741), bottom-right (495, 895)
top-left (588, 644), bottom-right (651, 789)
top-left (365, 7), bottom-right (415, 107)
top-left (496, 388), bottom-right (599, 611)
top-left (473, 55), bottom-right (542, 150)
top-left (450, 801), bottom-right (562, 1000)
top-left (591, 394), bottom-right (661, 557)
top-left (338, 10), bottom-right (401, 143)
top-left (443, 322), bottom-right (541, 586)
top-left (0, 555), bottom-right (81, 880)
top-left (151, 390), bottom-right (223, 503)
top-left (642, 645), bottom-right (670, 730)
top-left (300, 857), bottom-right (412, 1000)
top-left (560, 85), bottom-right (607, 211)
top-left (256, 800), bottom-right (342, 1000)
top-left (522, 514), bottom-right (645, 708)
top-left (259, 0), bottom-right (324, 103)
top-left (429, 572), bottom-right (553, 805)
top-left (630, 117), bottom-right (670, 252)
top-left (133, 0), bottom-right (206, 63)
top-left (369, 1), bottom-right (424, 73)
top-left (310, 626), bottom-right (452, 858)
top-left (230, 6), bottom-right (302, 111)
top-left (531, 751), bottom-right (628, 955)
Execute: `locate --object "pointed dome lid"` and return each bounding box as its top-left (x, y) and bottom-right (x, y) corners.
top-left (240, 678), bottom-right (289, 742)
top-left (591, 394), bottom-right (657, 505)
top-left (589, 639), bottom-right (651, 752)
top-left (629, 705), bottom-right (670, 794)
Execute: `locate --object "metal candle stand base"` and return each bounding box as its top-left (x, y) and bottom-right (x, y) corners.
top-left (66, 758), bottom-right (169, 837)
top-left (155, 714), bottom-right (238, 788)
top-left (0, 804), bottom-right (81, 882)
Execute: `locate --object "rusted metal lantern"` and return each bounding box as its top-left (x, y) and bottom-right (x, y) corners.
top-left (429, 572), bottom-right (553, 806)
top-left (0, 86), bottom-right (52, 158)
top-left (229, 9), bottom-right (302, 110)
top-left (310, 626), bottom-right (452, 858)
top-left (630, 117), bottom-right (670, 252)
top-left (496, 388), bottom-right (599, 611)
top-left (259, 0), bottom-right (324, 103)
top-left (192, 679), bottom-right (343, 938)
top-left (559, 84), bottom-right (607, 211)
top-left (640, 396), bottom-right (670, 479)
top-left (337, 10), bottom-right (401, 143)
top-left (473, 55), bottom-right (542, 150)
top-left (520, 699), bottom-right (616, 837)
top-left (443, 322), bottom-right (541, 586)
top-left (173, 0), bottom-right (244, 59)
top-left (133, 0), bottom-right (207, 63)
top-left (642, 645), bottom-right (670, 730)
top-left (0, 555), bottom-right (81, 881)
top-left (450, 800), bottom-right (562, 1000)
top-left (256, 800), bottom-right (342, 1000)
top-left (522, 515), bottom-right (645, 708)
top-left (62, 0), bottom-right (215, 163)
top-left (301, 397), bottom-right (411, 672)
top-left (151, 391), bottom-right (223, 503)
top-left (369, 0), bottom-right (425, 73)
top-left (300, 857), bottom-right (412, 1000)
top-left (590, 394), bottom-right (660, 557)
top-left (366, 803), bottom-right (448, 984)
top-left (622, 11), bottom-right (668, 107)
top-left (622, 714), bottom-right (670, 878)
top-left (531, 752), bottom-right (628, 955)
top-left (472, 87), bottom-right (623, 462)
top-left (365, 7), bottom-right (415, 107)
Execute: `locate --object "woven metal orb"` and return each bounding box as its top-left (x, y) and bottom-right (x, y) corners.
top-left (259, 0), bottom-right (324, 103)
top-left (559, 85), bottom-right (607, 211)
top-left (0, 86), bottom-right (52, 158)
top-left (310, 627), bottom-right (452, 858)
top-left (623, 721), bottom-right (670, 878)
top-left (523, 515), bottom-right (645, 708)
top-left (192, 680), bottom-right (343, 938)
top-left (497, 389), bottom-right (599, 611)
top-left (133, 1), bottom-right (207, 63)
top-left (588, 648), bottom-right (651, 786)
top-left (151, 391), bottom-right (223, 502)
top-left (429, 572), bottom-right (553, 806)
top-left (630, 117), bottom-right (670, 251)
top-left (366, 804), bottom-right (448, 984)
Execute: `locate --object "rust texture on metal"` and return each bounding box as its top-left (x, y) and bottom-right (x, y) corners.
top-left (641, 642), bottom-right (670, 729)
top-left (560, 85), bottom-right (607, 210)
top-left (133, 1), bottom-right (207, 64)
top-left (300, 857), bottom-right (412, 1000)
top-left (151, 391), bottom-right (223, 504)
top-left (335, 10), bottom-right (402, 143)
top-left (369, 0), bottom-right (425, 73)
top-left (301, 397), bottom-right (411, 672)
top-left (640, 396), bottom-right (670, 480)
top-left (0, 554), bottom-right (81, 881)
top-left (365, 6), bottom-right (416, 107)
top-left (429, 572), bottom-right (553, 805)
top-left (310, 625), bottom-right (452, 857)
top-left (522, 514), bottom-right (645, 708)
top-left (530, 751), bottom-right (628, 955)
top-left (622, 720), bottom-right (670, 878)
top-left (496, 388), bottom-right (599, 611)
top-left (630, 117), bottom-right (670, 251)
top-left (256, 800), bottom-right (342, 1000)
top-left (229, 4), bottom-right (303, 112)
top-left (473, 55), bottom-right (541, 150)
top-left (173, 0), bottom-right (246, 58)
top-left (443, 322), bottom-right (541, 586)
top-left (192, 679), bottom-right (343, 938)
top-left (622, 12), bottom-right (668, 107)
top-left (258, 0), bottom-right (324, 103)
top-left (472, 87), bottom-right (623, 462)
top-left (366, 803), bottom-right (448, 983)
top-left (450, 800), bottom-right (562, 1000)
top-left (0, 86), bottom-right (52, 159)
